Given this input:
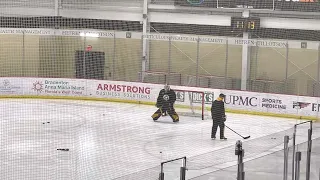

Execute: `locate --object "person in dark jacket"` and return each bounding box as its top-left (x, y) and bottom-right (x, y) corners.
top-left (211, 93), bottom-right (227, 140)
top-left (151, 84), bottom-right (179, 122)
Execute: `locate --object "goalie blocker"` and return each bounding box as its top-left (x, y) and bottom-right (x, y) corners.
top-left (151, 84), bottom-right (179, 122)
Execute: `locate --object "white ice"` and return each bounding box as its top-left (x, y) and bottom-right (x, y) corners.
top-left (0, 99), bottom-right (318, 180)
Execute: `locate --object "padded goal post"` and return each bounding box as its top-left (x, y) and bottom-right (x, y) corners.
top-left (173, 89), bottom-right (213, 120)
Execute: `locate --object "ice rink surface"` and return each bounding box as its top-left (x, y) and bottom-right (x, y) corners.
top-left (0, 99), bottom-right (319, 180)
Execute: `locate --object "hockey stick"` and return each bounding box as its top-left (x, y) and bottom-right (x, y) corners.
top-left (225, 125), bottom-right (250, 139)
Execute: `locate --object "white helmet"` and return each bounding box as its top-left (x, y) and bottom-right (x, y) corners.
top-left (164, 84), bottom-right (170, 91)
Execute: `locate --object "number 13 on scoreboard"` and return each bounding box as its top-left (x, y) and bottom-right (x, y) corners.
top-left (247, 21), bottom-right (255, 30)
top-left (231, 17), bottom-right (260, 32)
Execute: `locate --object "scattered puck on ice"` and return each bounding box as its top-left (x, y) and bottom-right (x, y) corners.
top-left (57, 148), bottom-right (69, 151)
top-left (47, 122), bottom-right (50, 123)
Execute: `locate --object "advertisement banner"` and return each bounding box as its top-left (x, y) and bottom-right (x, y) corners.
top-left (87, 80), bottom-right (160, 102)
top-left (290, 96), bottom-right (320, 117)
top-left (0, 78), bottom-right (24, 95)
top-left (174, 90), bottom-right (214, 105)
top-left (0, 77), bottom-right (319, 119)
top-left (26, 78), bottom-right (87, 96)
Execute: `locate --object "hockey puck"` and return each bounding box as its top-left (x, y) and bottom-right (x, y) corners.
top-left (57, 148), bottom-right (69, 151)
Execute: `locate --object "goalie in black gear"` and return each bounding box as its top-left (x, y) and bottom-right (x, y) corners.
top-left (151, 85), bottom-right (179, 122)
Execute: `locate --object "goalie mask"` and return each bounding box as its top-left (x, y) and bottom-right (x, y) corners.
top-left (164, 84), bottom-right (170, 92)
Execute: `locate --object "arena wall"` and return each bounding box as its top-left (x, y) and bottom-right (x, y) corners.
top-left (0, 77), bottom-right (319, 121)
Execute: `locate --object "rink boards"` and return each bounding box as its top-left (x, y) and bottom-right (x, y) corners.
top-left (0, 77), bottom-right (319, 120)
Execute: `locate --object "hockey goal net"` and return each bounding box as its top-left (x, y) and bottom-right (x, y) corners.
top-left (173, 89), bottom-right (212, 120)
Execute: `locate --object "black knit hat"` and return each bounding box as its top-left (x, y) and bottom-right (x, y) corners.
top-left (219, 93), bottom-right (226, 98)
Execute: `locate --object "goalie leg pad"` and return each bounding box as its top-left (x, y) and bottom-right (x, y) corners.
top-left (168, 106), bottom-right (179, 121)
top-left (151, 109), bottom-right (162, 120)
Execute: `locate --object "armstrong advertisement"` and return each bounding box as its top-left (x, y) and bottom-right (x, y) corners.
top-left (87, 80), bottom-right (158, 102)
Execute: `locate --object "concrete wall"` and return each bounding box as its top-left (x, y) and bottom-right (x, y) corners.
top-left (0, 35), bottom-right (40, 77)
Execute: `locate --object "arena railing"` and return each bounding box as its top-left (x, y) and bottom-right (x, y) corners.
top-left (138, 71), bottom-right (304, 96)
top-left (112, 126), bottom-right (296, 180)
top-left (169, 0), bottom-right (320, 12)
top-left (112, 121), bottom-right (319, 180)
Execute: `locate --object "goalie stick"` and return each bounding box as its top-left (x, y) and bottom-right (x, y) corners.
top-left (225, 125), bottom-right (250, 139)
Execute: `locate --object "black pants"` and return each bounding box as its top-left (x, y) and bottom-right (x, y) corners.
top-left (211, 120), bottom-right (225, 138)
top-left (151, 105), bottom-right (179, 121)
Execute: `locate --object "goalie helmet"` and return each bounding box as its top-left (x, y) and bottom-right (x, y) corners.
top-left (164, 84), bottom-right (170, 92)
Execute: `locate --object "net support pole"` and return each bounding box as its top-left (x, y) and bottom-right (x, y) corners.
top-left (224, 39), bottom-right (229, 89)
top-left (284, 135), bottom-right (289, 180)
top-left (285, 41), bottom-right (289, 80)
top-left (168, 36), bottom-right (172, 84)
top-left (292, 125), bottom-right (297, 180)
top-left (254, 42), bottom-right (259, 81)
top-left (317, 44), bottom-right (320, 83)
top-left (236, 140), bottom-right (245, 180)
top-left (55, 0), bottom-right (60, 16)
top-left (295, 152), bottom-right (301, 180)
top-left (180, 157), bottom-right (187, 180)
top-left (306, 128), bottom-right (312, 180)
top-left (22, 31), bottom-right (25, 77)
top-left (273, 0), bottom-right (275, 10)
top-left (196, 37), bottom-right (200, 87)
top-left (202, 92), bottom-right (204, 120)
top-left (113, 31), bottom-right (116, 80)
top-left (241, 10), bottom-right (250, 91)
top-left (83, 36), bottom-right (86, 79)
top-left (159, 162), bottom-right (164, 180)
top-left (141, 0), bottom-right (149, 82)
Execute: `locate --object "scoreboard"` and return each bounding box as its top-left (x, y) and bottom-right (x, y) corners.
top-left (231, 17), bottom-right (261, 32)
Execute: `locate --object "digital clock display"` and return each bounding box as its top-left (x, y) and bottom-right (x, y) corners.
top-left (231, 17), bottom-right (260, 32)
